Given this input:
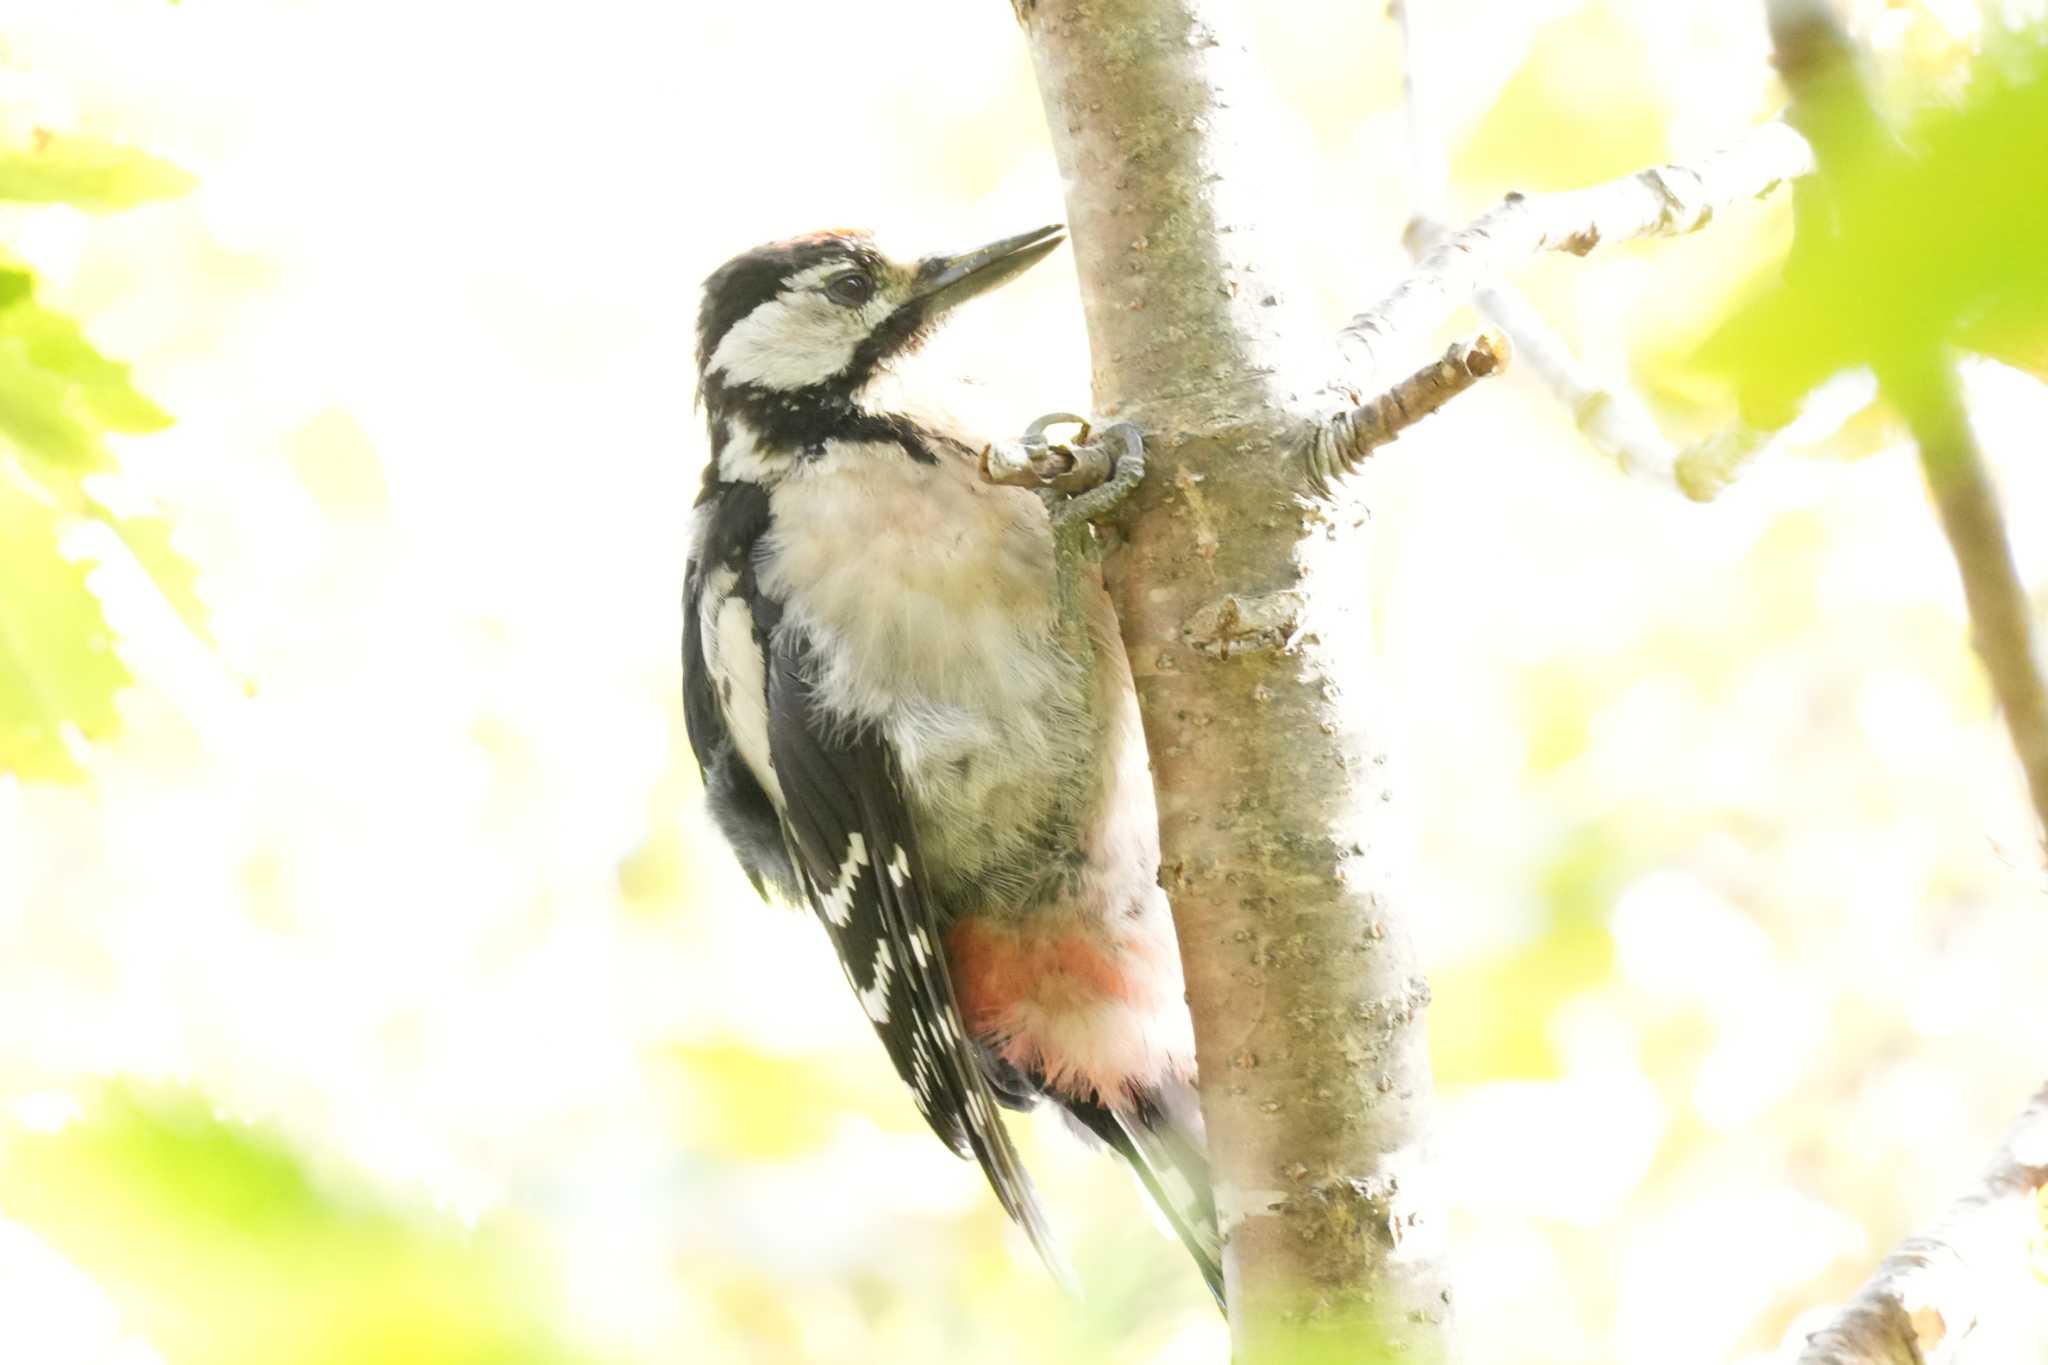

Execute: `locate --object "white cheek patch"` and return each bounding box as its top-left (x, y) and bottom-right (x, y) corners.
top-left (858, 295), bottom-right (894, 333)
top-left (709, 293), bottom-right (866, 389)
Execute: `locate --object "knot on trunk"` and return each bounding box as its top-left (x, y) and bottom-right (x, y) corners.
top-left (1182, 590), bottom-right (1307, 658)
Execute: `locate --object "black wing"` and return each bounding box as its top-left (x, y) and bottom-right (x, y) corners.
top-left (683, 479), bottom-right (1065, 1280)
top-left (763, 625), bottom-right (1067, 1283)
top-left (683, 480), bottom-right (796, 899)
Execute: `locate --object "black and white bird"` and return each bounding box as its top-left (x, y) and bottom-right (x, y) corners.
top-left (683, 224), bottom-right (1222, 1304)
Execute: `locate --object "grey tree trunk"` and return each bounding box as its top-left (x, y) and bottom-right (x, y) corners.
top-left (1016, 2), bottom-right (1452, 1358)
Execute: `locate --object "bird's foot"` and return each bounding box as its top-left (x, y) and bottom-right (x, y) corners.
top-left (980, 413), bottom-right (1147, 530)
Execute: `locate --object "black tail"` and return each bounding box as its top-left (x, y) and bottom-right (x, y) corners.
top-left (1063, 1091), bottom-right (1225, 1311)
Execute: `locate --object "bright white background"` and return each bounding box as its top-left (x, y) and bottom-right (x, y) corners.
top-left (1, 1), bottom-right (2044, 1362)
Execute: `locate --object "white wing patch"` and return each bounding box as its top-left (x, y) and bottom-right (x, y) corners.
top-left (815, 832), bottom-right (869, 928)
top-left (857, 940), bottom-right (895, 1023)
top-left (700, 572), bottom-right (782, 806)
top-left (909, 1042), bottom-right (934, 1112)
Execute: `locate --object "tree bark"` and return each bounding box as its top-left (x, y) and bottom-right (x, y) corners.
top-left (1013, 1), bottom-right (2045, 1359)
top-left (1015, 2), bottom-right (1452, 1358)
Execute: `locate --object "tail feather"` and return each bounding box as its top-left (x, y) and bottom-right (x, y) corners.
top-left (1062, 1092), bottom-right (1225, 1311)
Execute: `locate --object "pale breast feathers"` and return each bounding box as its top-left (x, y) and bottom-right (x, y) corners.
top-left (683, 472), bottom-right (1068, 1277)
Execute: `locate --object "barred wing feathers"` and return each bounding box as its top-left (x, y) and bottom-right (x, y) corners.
top-left (684, 481), bottom-right (1067, 1284)
top-left (761, 630), bottom-right (1068, 1282)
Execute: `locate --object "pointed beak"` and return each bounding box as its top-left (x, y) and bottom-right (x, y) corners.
top-left (912, 224), bottom-right (1065, 318)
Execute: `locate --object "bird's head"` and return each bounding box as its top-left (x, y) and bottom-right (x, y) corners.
top-left (695, 224), bottom-right (1064, 401)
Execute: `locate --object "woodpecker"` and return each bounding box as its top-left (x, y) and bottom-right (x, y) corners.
top-left (683, 224), bottom-right (1222, 1304)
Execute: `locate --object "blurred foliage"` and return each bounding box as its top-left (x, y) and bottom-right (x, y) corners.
top-left (0, 464), bottom-right (128, 776)
top-left (0, 129), bottom-right (194, 210)
top-left (1698, 31), bottom-right (2048, 423)
top-left (283, 408), bottom-right (390, 520)
top-left (0, 255), bottom-right (172, 457)
top-left (1453, 1), bottom-right (1671, 191)
top-left (3, 3), bottom-right (2047, 1365)
top-left (109, 506), bottom-right (212, 643)
top-left (671, 1039), bottom-right (926, 1158)
top-left (0, 1086), bottom-right (612, 1365)
top-left (1431, 823), bottom-right (1630, 1084)
top-left (0, 128), bottom-right (193, 781)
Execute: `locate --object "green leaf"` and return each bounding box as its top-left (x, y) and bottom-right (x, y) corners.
top-left (0, 138), bottom-right (191, 776)
top-left (0, 259), bottom-right (173, 473)
top-left (0, 1085), bottom-right (613, 1365)
top-left (0, 462), bottom-right (129, 781)
top-left (0, 335), bottom-right (111, 468)
top-left (0, 257), bottom-right (171, 444)
top-left (1696, 33), bottom-right (2048, 419)
top-left (0, 131), bottom-right (195, 212)
top-left (0, 259), bottom-right (194, 635)
top-left (7, 295), bottom-right (175, 434)
top-left (105, 509), bottom-right (211, 644)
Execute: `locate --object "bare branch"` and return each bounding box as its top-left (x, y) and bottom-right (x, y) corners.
top-left (1393, 0), bottom-right (1689, 483)
top-left (1305, 332), bottom-right (1508, 494)
top-left (1672, 425), bottom-right (1771, 501)
top-left (1337, 121), bottom-right (1814, 388)
top-left (1482, 285), bottom-right (1678, 478)
top-left (1900, 360), bottom-right (2048, 853)
top-left (1764, 0), bottom-right (2048, 852)
top-left (1390, 0), bottom-right (1448, 220)
top-left (1796, 1083), bottom-right (2048, 1364)
top-left (1410, 207), bottom-right (1731, 485)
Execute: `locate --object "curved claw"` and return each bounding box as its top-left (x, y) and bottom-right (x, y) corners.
top-left (1023, 411), bottom-right (1092, 448)
top-left (985, 412), bottom-right (1098, 488)
top-left (987, 413), bottom-right (1147, 529)
top-left (1090, 421), bottom-right (1144, 467)
top-left (1042, 420), bottom-right (1147, 530)
top-left (1027, 412), bottom-right (1112, 493)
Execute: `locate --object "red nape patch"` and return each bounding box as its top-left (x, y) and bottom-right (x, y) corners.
top-left (786, 227), bottom-right (873, 248)
top-left (946, 920), bottom-right (1137, 1036)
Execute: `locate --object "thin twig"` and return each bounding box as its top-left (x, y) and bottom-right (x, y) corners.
top-left (1900, 359), bottom-right (2048, 852)
top-left (1390, 0), bottom-right (1448, 220)
top-left (1796, 1083), bottom-right (2048, 1364)
top-left (1407, 211), bottom-right (1700, 484)
top-left (1306, 332), bottom-right (1508, 495)
top-left (1338, 121), bottom-right (1814, 388)
top-left (1393, 0), bottom-right (1691, 483)
top-left (1671, 425), bottom-right (1771, 501)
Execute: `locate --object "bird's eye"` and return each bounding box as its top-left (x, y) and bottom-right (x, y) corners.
top-left (824, 271), bottom-right (875, 307)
